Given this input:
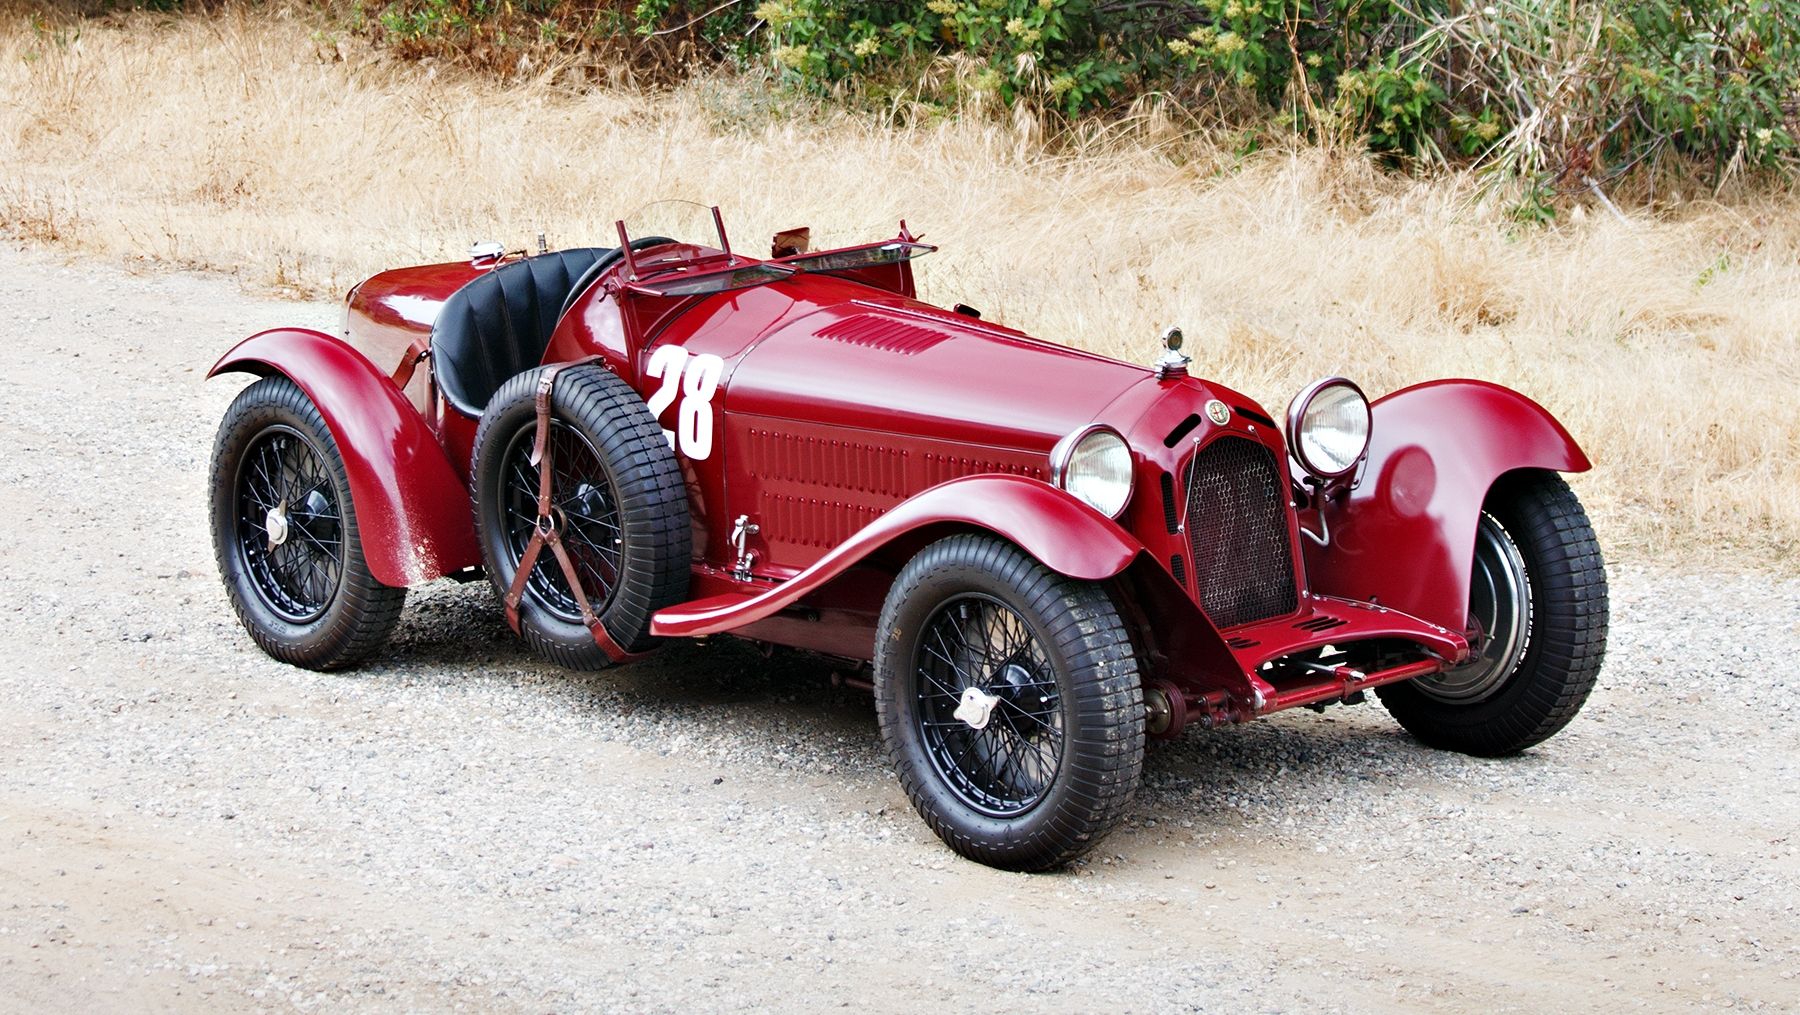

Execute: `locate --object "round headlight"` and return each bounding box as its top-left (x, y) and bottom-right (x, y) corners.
top-left (1286, 378), bottom-right (1371, 479)
top-left (1050, 426), bottom-right (1134, 519)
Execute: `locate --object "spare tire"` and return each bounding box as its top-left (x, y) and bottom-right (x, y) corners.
top-left (471, 363), bottom-right (691, 669)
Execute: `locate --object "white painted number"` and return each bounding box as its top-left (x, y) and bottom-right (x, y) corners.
top-left (678, 352), bottom-right (723, 460)
top-left (644, 345), bottom-right (685, 427)
top-left (642, 346), bottom-right (724, 460)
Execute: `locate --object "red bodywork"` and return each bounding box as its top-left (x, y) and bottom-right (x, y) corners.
top-left (209, 327), bottom-right (477, 587)
top-left (209, 223), bottom-right (1591, 730)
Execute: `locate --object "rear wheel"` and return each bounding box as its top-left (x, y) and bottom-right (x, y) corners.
top-left (874, 534), bottom-right (1145, 871)
top-left (1378, 472), bottom-right (1608, 756)
top-left (209, 376), bottom-right (404, 670)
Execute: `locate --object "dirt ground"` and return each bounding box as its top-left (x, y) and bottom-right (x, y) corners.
top-left (1, 245), bottom-right (1796, 1012)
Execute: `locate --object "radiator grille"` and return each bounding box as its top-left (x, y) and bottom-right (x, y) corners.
top-left (1184, 436), bottom-right (1299, 628)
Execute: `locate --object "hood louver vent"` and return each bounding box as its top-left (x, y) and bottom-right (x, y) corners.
top-left (814, 314), bottom-right (950, 356)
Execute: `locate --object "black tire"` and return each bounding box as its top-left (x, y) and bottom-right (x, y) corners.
top-left (874, 534), bottom-right (1145, 871)
top-left (1377, 471), bottom-right (1608, 756)
top-left (471, 363), bottom-right (690, 670)
top-left (209, 375), bottom-right (405, 671)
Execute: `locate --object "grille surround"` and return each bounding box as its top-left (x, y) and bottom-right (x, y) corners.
top-left (1183, 436), bottom-right (1300, 629)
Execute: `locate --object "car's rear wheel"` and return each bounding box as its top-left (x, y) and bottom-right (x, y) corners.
top-left (471, 363), bottom-right (690, 670)
top-left (1378, 471), bottom-right (1608, 756)
top-left (874, 534), bottom-right (1145, 871)
top-left (210, 375), bottom-right (405, 670)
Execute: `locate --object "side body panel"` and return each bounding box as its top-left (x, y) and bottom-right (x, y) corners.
top-left (650, 475), bottom-right (1143, 638)
top-left (543, 269), bottom-right (1149, 574)
top-left (1304, 379), bottom-right (1591, 633)
top-left (344, 260), bottom-right (484, 415)
top-left (209, 328), bottom-right (480, 587)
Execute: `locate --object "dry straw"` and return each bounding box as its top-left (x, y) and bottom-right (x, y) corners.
top-left (2, 9), bottom-right (1796, 563)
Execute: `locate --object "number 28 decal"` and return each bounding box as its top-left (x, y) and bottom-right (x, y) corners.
top-left (643, 346), bottom-right (725, 460)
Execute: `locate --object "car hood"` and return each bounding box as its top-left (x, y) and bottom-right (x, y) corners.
top-left (723, 294), bottom-right (1151, 451)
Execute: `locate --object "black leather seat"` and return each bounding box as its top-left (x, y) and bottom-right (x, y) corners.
top-left (430, 247), bottom-right (611, 417)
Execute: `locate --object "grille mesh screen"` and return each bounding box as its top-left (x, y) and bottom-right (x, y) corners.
top-left (1184, 437), bottom-right (1299, 628)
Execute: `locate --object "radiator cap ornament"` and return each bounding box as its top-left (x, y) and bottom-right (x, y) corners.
top-left (1205, 399), bottom-right (1231, 425)
top-left (1154, 325), bottom-right (1190, 380)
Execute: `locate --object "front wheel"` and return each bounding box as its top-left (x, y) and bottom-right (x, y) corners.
top-left (210, 375), bottom-right (405, 670)
top-left (1378, 472), bottom-right (1609, 756)
top-left (874, 534), bottom-right (1145, 871)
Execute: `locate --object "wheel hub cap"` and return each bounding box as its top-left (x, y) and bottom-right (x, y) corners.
top-left (265, 500), bottom-right (290, 551)
top-left (953, 687), bottom-right (1002, 730)
top-left (1416, 512), bottom-right (1532, 704)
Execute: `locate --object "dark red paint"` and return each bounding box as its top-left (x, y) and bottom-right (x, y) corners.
top-left (208, 328), bottom-right (480, 587)
top-left (1302, 379), bottom-right (1590, 633)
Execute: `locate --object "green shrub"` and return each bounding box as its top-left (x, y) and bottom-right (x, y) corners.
top-left (134, 0), bottom-right (1786, 204)
top-left (366, 0), bottom-right (745, 75)
top-left (716, 0), bottom-right (1799, 204)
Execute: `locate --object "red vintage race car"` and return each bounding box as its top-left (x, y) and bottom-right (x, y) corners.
top-left (207, 206), bottom-right (1608, 871)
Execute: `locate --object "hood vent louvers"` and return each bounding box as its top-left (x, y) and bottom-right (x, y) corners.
top-left (1163, 414), bottom-right (1203, 448)
top-left (814, 314), bottom-right (949, 356)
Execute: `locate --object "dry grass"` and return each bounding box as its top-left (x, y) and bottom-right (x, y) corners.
top-left (3, 9), bottom-right (1797, 564)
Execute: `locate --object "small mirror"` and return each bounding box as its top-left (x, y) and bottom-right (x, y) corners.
top-left (1161, 325), bottom-right (1184, 352)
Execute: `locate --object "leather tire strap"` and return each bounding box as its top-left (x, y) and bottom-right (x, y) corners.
top-left (501, 359), bottom-right (644, 664)
top-left (391, 337), bottom-right (430, 391)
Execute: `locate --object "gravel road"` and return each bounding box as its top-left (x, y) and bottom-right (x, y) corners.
top-left (1, 245), bottom-right (1796, 1012)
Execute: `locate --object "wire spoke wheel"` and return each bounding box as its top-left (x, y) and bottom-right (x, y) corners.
top-left (915, 594), bottom-right (1065, 817)
top-left (500, 418), bottom-right (624, 623)
top-left (876, 535), bottom-right (1144, 871)
top-left (234, 424), bottom-right (344, 623)
top-left (472, 363), bottom-right (690, 671)
top-left (211, 376), bottom-right (404, 671)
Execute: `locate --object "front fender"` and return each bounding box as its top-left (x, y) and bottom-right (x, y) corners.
top-left (651, 475), bottom-right (1143, 638)
top-left (209, 328), bottom-right (479, 587)
top-left (1304, 379), bottom-right (1590, 632)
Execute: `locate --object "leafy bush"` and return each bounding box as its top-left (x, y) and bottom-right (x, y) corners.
top-left (1403, 1), bottom-right (1798, 216)
top-left (150, 0), bottom-right (1786, 205)
top-left (366, 0), bottom-right (746, 78)
top-left (733, 0), bottom-right (1130, 116)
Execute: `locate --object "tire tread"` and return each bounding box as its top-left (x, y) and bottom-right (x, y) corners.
top-left (471, 364), bottom-right (690, 670)
top-left (875, 533), bottom-right (1145, 871)
top-left (1378, 472), bottom-right (1608, 756)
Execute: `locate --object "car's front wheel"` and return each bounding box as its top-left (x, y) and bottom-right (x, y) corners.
top-left (210, 375), bottom-right (405, 670)
top-left (874, 534), bottom-right (1146, 871)
top-left (1378, 471), bottom-right (1608, 756)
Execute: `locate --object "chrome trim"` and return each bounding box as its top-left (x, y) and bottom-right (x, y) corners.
top-left (1284, 376), bottom-right (1371, 480)
top-left (1298, 496), bottom-right (1331, 547)
top-left (1047, 424), bottom-right (1133, 519)
top-left (1154, 325), bottom-right (1191, 379)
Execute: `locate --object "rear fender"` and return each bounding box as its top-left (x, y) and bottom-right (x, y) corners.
top-left (1304, 379), bottom-right (1590, 632)
top-left (652, 475), bottom-right (1146, 638)
top-left (209, 328), bottom-right (479, 587)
